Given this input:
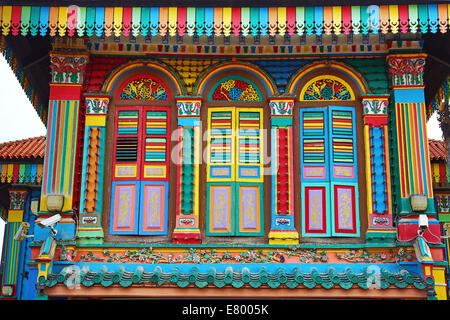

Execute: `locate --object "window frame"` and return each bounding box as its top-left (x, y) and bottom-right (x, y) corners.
top-left (102, 69), bottom-right (178, 242)
top-left (292, 69), bottom-right (368, 242)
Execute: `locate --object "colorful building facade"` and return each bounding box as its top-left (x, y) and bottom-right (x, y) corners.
top-left (1, 1), bottom-right (450, 300)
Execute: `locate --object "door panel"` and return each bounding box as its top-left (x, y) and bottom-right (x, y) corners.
top-left (139, 181), bottom-right (168, 235)
top-left (206, 183), bottom-right (235, 236)
top-left (142, 107), bottom-right (170, 181)
top-left (110, 181), bottom-right (140, 235)
top-left (300, 106), bottom-right (360, 238)
top-left (236, 182), bottom-right (264, 236)
top-left (331, 182), bottom-right (360, 236)
top-left (207, 108), bottom-right (235, 182)
top-left (236, 109), bottom-right (264, 183)
top-left (112, 108), bottom-right (141, 181)
top-left (110, 106), bottom-right (171, 235)
top-left (301, 183), bottom-right (331, 237)
top-left (299, 108), bottom-right (329, 183)
top-left (206, 107), bottom-right (264, 236)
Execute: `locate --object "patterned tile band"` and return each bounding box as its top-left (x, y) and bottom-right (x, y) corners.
top-left (1, 5), bottom-right (448, 38)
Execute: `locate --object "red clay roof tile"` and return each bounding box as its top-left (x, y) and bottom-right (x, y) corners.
top-left (429, 139), bottom-right (448, 162)
top-left (0, 136), bottom-right (46, 160)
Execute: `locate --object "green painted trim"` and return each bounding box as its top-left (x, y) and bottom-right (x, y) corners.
top-left (396, 242), bottom-right (446, 248)
top-left (365, 231), bottom-right (397, 244)
top-left (270, 117), bottom-right (293, 127)
top-left (398, 198), bottom-right (436, 216)
top-left (438, 214), bottom-right (450, 222)
top-left (433, 261), bottom-right (448, 266)
top-left (76, 230), bottom-right (105, 245)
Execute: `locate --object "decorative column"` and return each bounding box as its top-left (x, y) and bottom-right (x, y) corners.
top-left (387, 53), bottom-right (440, 237)
top-left (388, 53), bottom-right (445, 300)
top-left (76, 93), bottom-right (110, 244)
top-left (37, 50), bottom-right (89, 241)
top-left (0, 189), bottom-right (27, 299)
top-left (267, 97), bottom-right (299, 245)
top-left (362, 94), bottom-right (396, 243)
top-left (172, 97), bottom-right (202, 244)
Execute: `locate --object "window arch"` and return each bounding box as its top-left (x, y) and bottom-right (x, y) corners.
top-left (288, 63), bottom-right (368, 241)
top-left (300, 75), bottom-right (355, 101)
top-left (197, 63), bottom-right (275, 239)
top-left (102, 62), bottom-right (183, 240)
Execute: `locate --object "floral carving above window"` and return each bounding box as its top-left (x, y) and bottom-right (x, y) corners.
top-left (211, 79), bottom-right (261, 101)
top-left (119, 77), bottom-right (168, 101)
top-left (303, 78), bottom-right (353, 101)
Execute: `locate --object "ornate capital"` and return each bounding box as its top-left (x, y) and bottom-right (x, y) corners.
top-left (176, 97), bottom-right (202, 117)
top-left (387, 53), bottom-right (427, 87)
top-left (361, 94), bottom-right (390, 120)
top-left (84, 93), bottom-right (110, 115)
top-left (9, 190), bottom-right (27, 210)
top-left (49, 51), bottom-right (89, 85)
top-left (269, 97), bottom-right (295, 116)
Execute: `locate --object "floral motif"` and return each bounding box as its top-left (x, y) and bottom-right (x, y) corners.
top-left (9, 191), bottom-right (27, 210)
top-left (362, 99), bottom-right (388, 115)
top-left (303, 78), bottom-right (352, 101)
top-left (211, 79), bottom-right (260, 101)
top-left (269, 100), bottom-right (294, 116)
top-left (79, 247), bottom-right (329, 264)
top-left (336, 248), bottom-right (415, 263)
top-left (85, 97), bottom-right (109, 114)
top-left (387, 56), bottom-right (426, 86)
top-left (120, 78), bottom-right (168, 100)
top-left (177, 100), bottom-right (201, 116)
top-left (50, 55), bottom-right (88, 84)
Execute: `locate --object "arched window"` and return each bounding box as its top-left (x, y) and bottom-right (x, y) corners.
top-left (289, 67), bottom-right (367, 240)
top-left (198, 68), bottom-right (273, 239)
top-left (104, 68), bottom-right (180, 238)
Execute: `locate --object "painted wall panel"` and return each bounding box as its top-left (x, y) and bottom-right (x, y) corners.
top-left (206, 183), bottom-right (235, 236)
top-left (237, 183), bottom-right (264, 236)
top-left (140, 182), bottom-right (168, 235)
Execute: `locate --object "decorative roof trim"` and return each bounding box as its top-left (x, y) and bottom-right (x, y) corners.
top-left (429, 139), bottom-right (448, 161)
top-left (0, 136), bottom-right (46, 160)
top-left (0, 4), bottom-right (449, 38)
top-left (43, 264), bottom-right (428, 291)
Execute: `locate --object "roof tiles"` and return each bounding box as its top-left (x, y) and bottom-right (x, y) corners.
top-left (429, 139), bottom-right (448, 162)
top-left (43, 265), bottom-right (427, 291)
top-left (0, 136), bottom-right (46, 160)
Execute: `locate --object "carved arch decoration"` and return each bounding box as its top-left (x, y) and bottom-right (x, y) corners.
top-left (300, 75), bottom-right (355, 101)
top-left (286, 61), bottom-right (370, 97)
top-left (209, 76), bottom-right (263, 102)
top-left (194, 61), bottom-right (277, 98)
top-left (117, 74), bottom-right (170, 101)
top-left (102, 59), bottom-right (186, 96)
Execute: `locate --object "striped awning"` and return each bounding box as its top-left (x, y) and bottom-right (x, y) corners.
top-left (0, 4), bottom-right (449, 38)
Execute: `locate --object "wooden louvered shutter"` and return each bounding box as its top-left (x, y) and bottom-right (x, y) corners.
top-left (299, 108), bottom-right (331, 237)
top-left (328, 106), bottom-right (360, 237)
top-left (110, 107), bottom-right (141, 234)
top-left (235, 108), bottom-right (264, 236)
top-left (139, 107), bottom-right (170, 235)
top-left (206, 108), bottom-right (236, 235)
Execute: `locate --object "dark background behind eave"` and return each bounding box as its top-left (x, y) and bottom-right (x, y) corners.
top-left (1, 0), bottom-right (450, 7)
